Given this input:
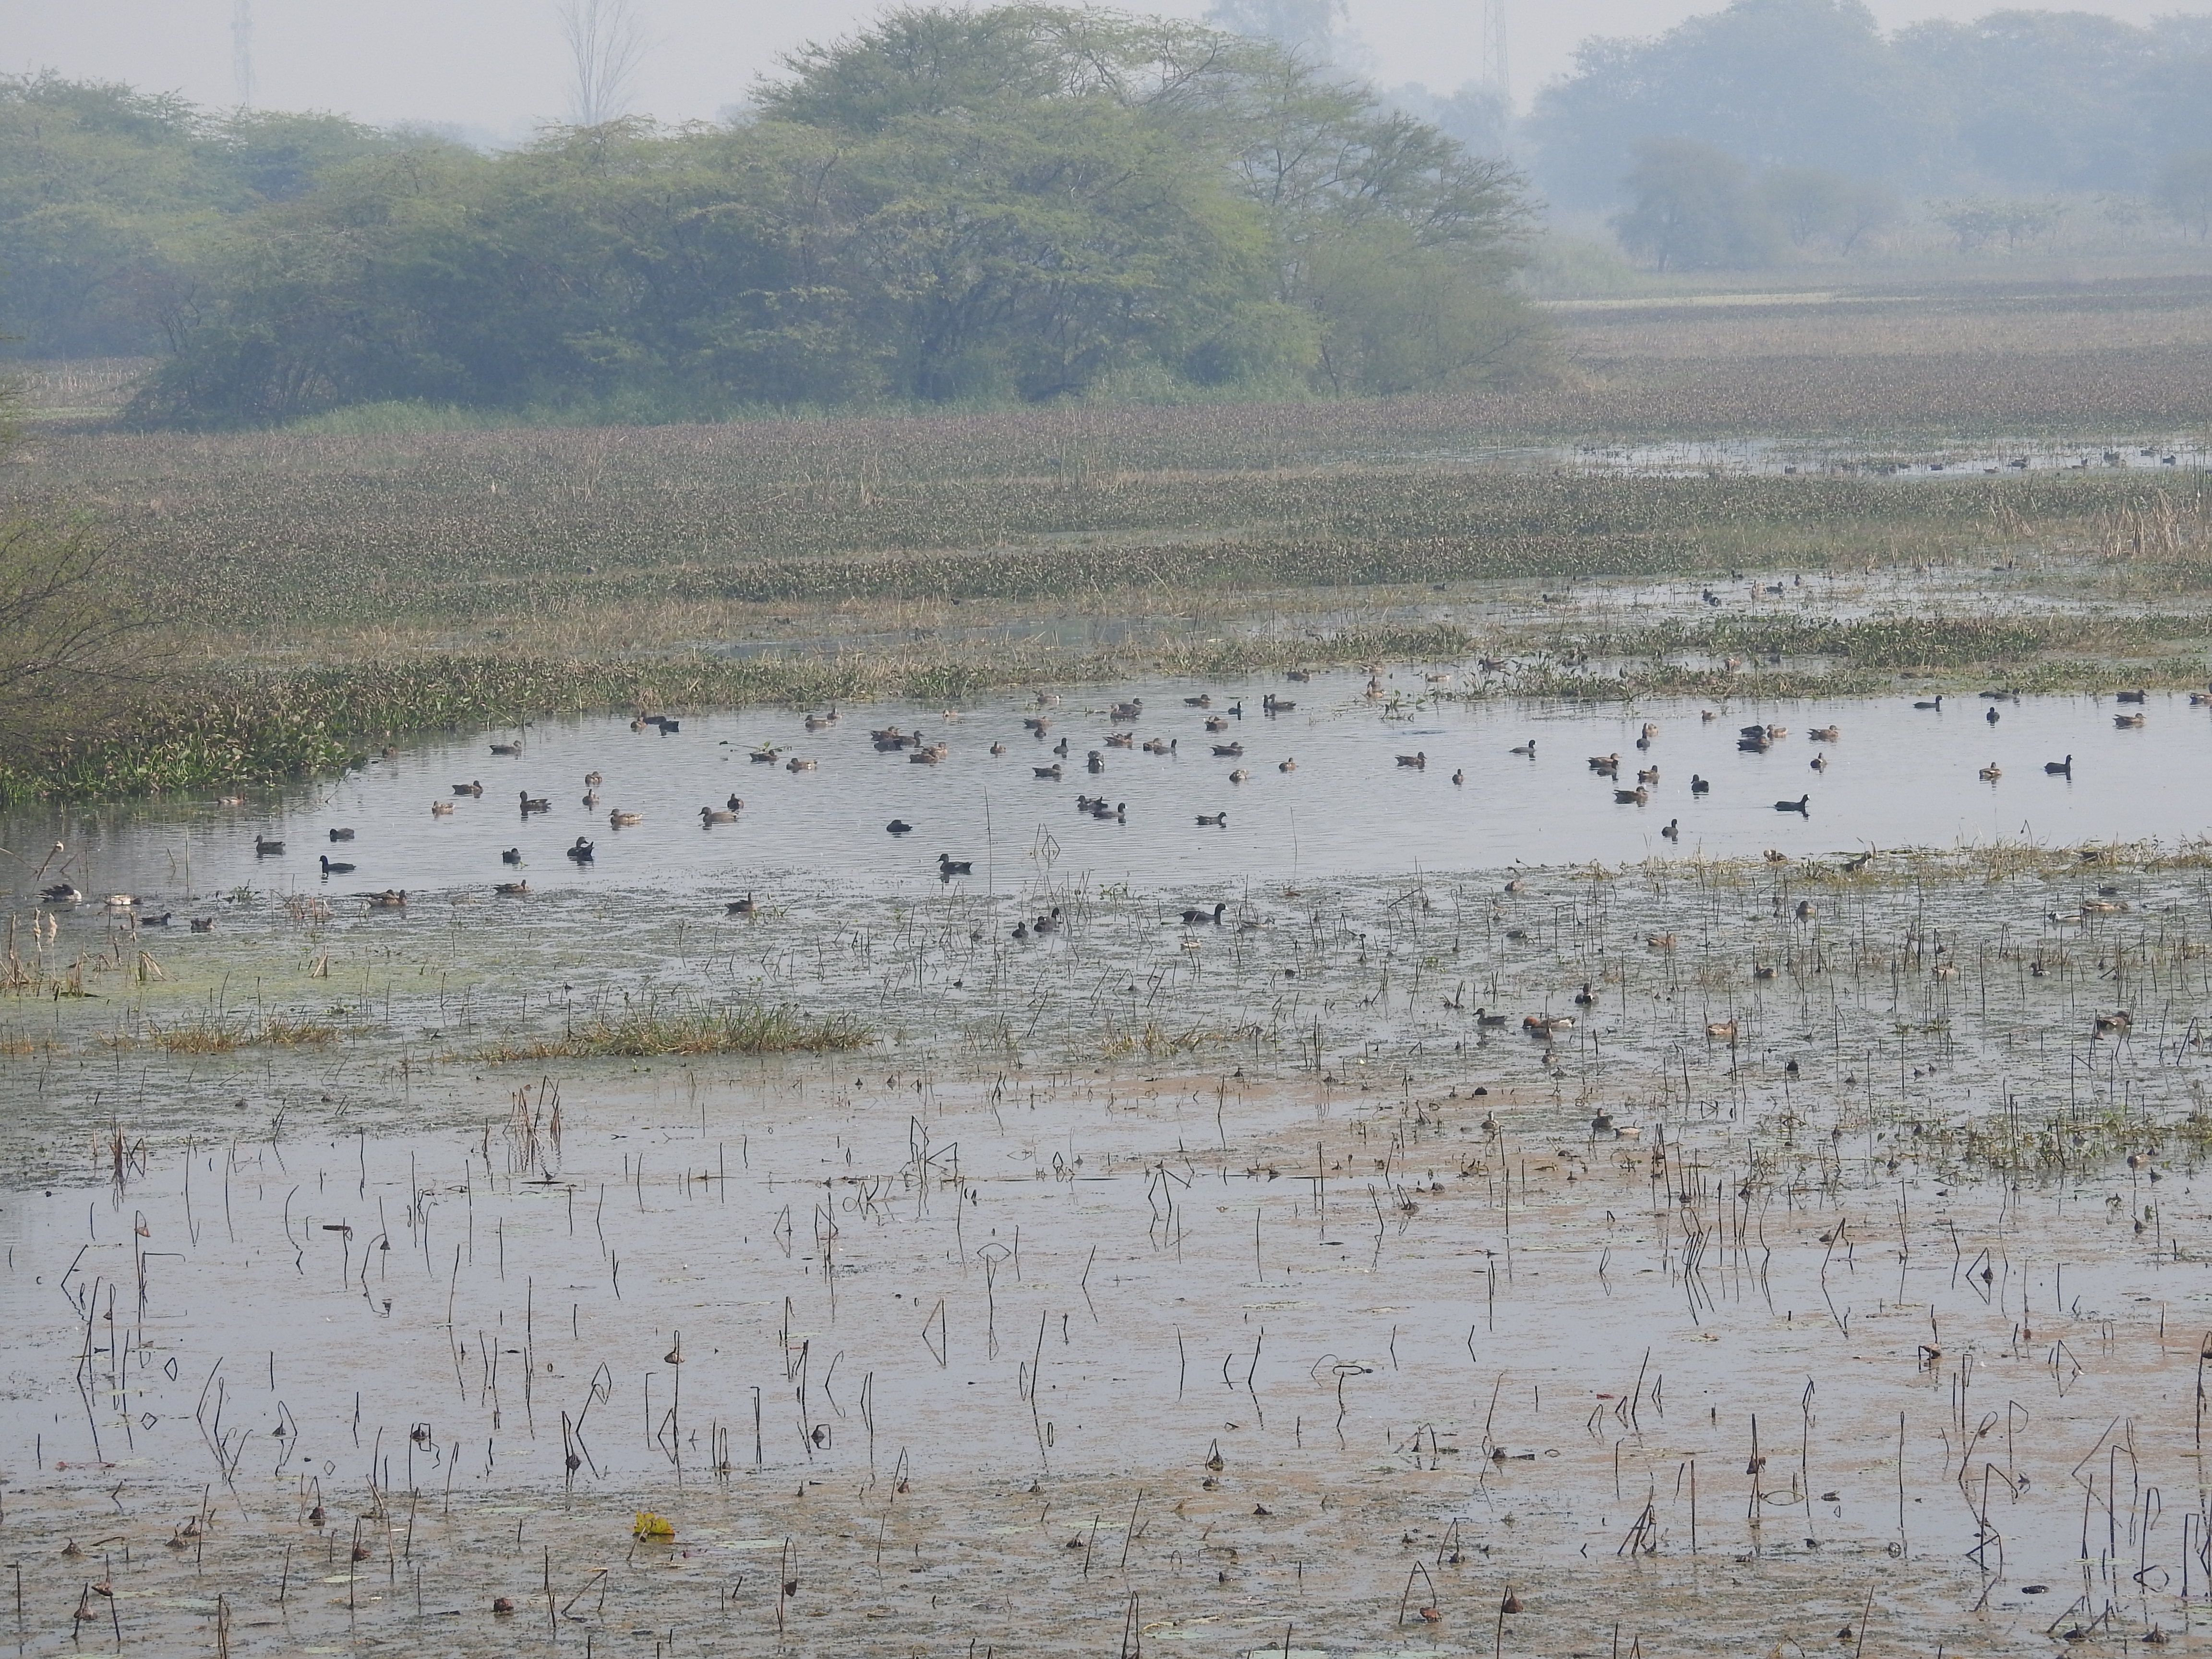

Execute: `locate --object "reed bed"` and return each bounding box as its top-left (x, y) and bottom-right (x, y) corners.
top-left (478, 1002), bottom-right (869, 1060)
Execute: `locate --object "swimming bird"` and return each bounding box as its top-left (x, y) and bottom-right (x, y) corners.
top-left (2115, 712), bottom-right (2146, 728)
top-left (609, 809), bottom-right (643, 827)
top-left (1473, 1008), bottom-right (1509, 1028)
top-left (886, 819), bottom-right (914, 835)
top-left (1184, 694), bottom-right (1213, 708)
top-left (1452, 768), bottom-right (1465, 785)
top-left (490, 740), bottom-right (523, 756)
top-left (1229, 768), bottom-right (1250, 782)
top-left (1809, 726), bottom-right (1839, 742)
top-left (39, 883), bottom-right (81, 903)
top-left (1279, 757), bottom-right (1298, 772)
top-left (328, 827), bottom-right (356, 842)
top-left (1985, 707), bottom-right (2000, 725)
top-left (453, 781), bottom-right (483, 797)
top-left (1794, 899), bottom-right (1816, 920)
top-left (725, 896), bottom-right (757, 915)
top-left (989, 742), bottom-right (1008, 756)
top-left (1196, 812), bottom-right (1228, 827)
top-left (725, 794), bottom-right (744, 812)
top-left (1143, 738), bottom-right (1177, 755)
top-left (583, 790), bottom-right (600, 806)
top-left (1979, 763), bottom-right (2001, 781)
top-left (751, 746), bottom-right (781, 763)
top-left (1509, 740), bottom-right (1536, 757)
top-left (255, 836), bottom-right (285, 855)
top-left (1636, 766), bottom-right (1659, 785)
top-left (361, 890), bottom-right (407, 908)
top-left (1204, 716), bottom-right (1230, 733)
top-left (938, 854), bottom-right (974, 876)
top-left (785, 757), bottom-right (817, 772)
top-left (1690, 775), bottom-right (1710, 794)
top-left (1706, 1019), bottom-right (1738, 1042)
top-left (1396, 752), bottom-right (1426, 769)
top-left (431, 801), bottom-right (455, 817)
top-left (1614, 787), bottom-right (1648, 805)
top-left (700, 805), bottom-right (739, 825)
top-left (520, 792), bottom-right (552, 813)
top-left (319, 855), bottom-right (355, 876)
top-left (1660, 817), bottom-right (1680, 839)
top-left (494, 881), bottom-right (529, 897)
top-left (584, 771), bottom-right (603, 788)
top-left (1085, 750), bottom-right (1105, 772)
top-left (1775, 794), bottom-right (1810, 814)
top-left (1913, 695), bottom-right (1943, 710)
top-left (1587, 753), bottom-right (1619, 773)
top-left (2044, 755), bottom-right (2073, 775)
top-left (1213, 742), bottom-right (1244, 757)
top-left (1105, 730), bottom-right (1135, 748)
top-left (1181, 901), bottom-right (1226, 926)
top-left (2093, 1010), bottom-right (2132, 1036)
top-left (1262, 694), bottom-right (1295, 713)
top-left (1574, 982), bottom-right (1597, 1005)
top-left (1034, 764), bottom-right (1063, 780)
top-left (502, 847), bottom-right (523, 864)
top-left (565, 838), bottom-right (595, 862)
top-left (2116, 689), bottom-right (2147, 703)
top-left (1809, 753), bottom-right (1827, 771)
top-left (1110, 700), bottom-right (1143, 721)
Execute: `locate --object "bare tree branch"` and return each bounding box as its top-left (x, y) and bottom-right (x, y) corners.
top-left (557, 0), bottom-right (650, 126)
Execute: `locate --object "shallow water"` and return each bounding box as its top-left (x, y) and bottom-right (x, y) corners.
top-left (8, 680), bottom-right (2210, 918)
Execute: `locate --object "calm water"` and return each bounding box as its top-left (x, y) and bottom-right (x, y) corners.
top-left (9, 678), bottom-right (2210, 915)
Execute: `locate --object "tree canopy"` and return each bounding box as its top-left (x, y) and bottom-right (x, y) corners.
top-left (0, 7), bottom-right (1541, 424)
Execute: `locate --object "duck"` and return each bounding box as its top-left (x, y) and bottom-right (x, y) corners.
top-left (2093, 1010), bottom-right (2133, 1037)
top-left (1705, 1019), bottom-right (1739, 1042)
top-left (583, 789), bottom-right (601, 806)
top-left (1452, 769), bottom-right (1465, 785)
top-left (490, 740), bottom-right (524, 756)
top-left (785, 757), bottom-right (817, 772)
top-left (886, 819), bottom-right (914, 835)
top-left (39, 883), bottom-right (81, 903)
top-left (1182, 901), bottom-right (1227, 926)
top-left (2044, 755), bottom-right (2073, 775)
top-left (319, 855), bottom-right (356, 876)
top-left (608, 809), bottom-right (643, 827)
top-left (700, 805), bottom-right (739, 825)
top-left (1023, 715), bottom-right (1052, 734)
top-left (1184, 694), bottom-right (1213, 708)
top-left (1809, 753), bottom-right (1828, 772)
top-left (1509, 739), bottom-right (1536, 757)
top-left (1279, 757), bottom-right (1298, 772)
top-left (938, 854), bottom-right (974, 876)
top-left (1523, 1013), bottom-right (1573, 1037)
top-left (1636, 766), bottom-right (1659, 785)
top-left (1774, 794), bottom-right (1810, 814)
top-left (1587, 753), bottom-right (1619, 773)
top-left (1690, 775), bottom-right (1710, 794)
top-left (1473, 1008), bottom-right (1509, 1028)
top-left (328, 827), bottom-right (356, 842)
top-left (139, 912), bottom-right (172, 927)
top-left (1396, 752), bottom-right (1427, 769)
top-left (1110, 700), bottom-right (1143, 721)
top-left (1034, 764), bottom-right (1063, 780)
top-left (725, 896), bottom-right (757, 916)
top-left (1033, 908), bottom-right (1064, 935)
top-left (1646, 932), bottom-right (1676, 950)
top-left (989, 741), bottom-right (1008, 757)
top-left (1196, 812), bottom-right (1228, 827)
top-left (1614, 787), bottom-right (1648, 805)
top-left (1105, 731), bottom-right (1135, 748)
top-left (584, 771), bottom-right (603, 788)
top-left (750, 746), bottom-right (782, 764)
top-left (725, 794), bottom-right (744, 812)
top-left (520, 792), bottom-right (552, 813)
top-left (1986, 706), bottom-right (2000, 724)
top-left (1262, 693), bottom-right (1295, 713)
top-left (189, 916), bottom-right (216, 932)
top-left (1229, 768), bottom-right (1250, 783)
top-left (1808, 726), bottom-right (1839, 742)
top-left (1212, 742), bottom-right (1244, 757)
top-left (254, 836), bottom-right (286, 855)
top-left (453, 781), bottom-right (484, 796)
top-left (2115, 712), bottom-right (2146, 729)
top-left (1052, 737), bottom-right (1071, 757)
top-left (501, 847), bottom-right (523, 864)
top-left (1011, 920), bottom-right (1030, 940)
top-left (565, 838), bottom-right (595, 862)
top-left (361, 889), bottom-right (407, 908)
top-left (2116, 689), bottom-right (2148, 703)
top-left (1660, 817), bottom-right (1680, 839)
top-left (1794, 899), bottom-right (1816, 920)
top-left (1912, 694), bottom-right (1943, 710)
top-left (1143, 738), bottom-right (1177, 755)
top-left (431, 800), bottom-right (455, 817)
top-left (494, 881), bottom-right (529, 897)
top-left (1573, 982), bottom-right (1597, 1006)
top-left (1979, 762), bottom-right (2001, 781)
top-left (1204, 716), bottom-right (1230, 733)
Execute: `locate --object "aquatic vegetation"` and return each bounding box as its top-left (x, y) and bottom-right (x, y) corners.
top-left (479, 1001), bottom-right (870, 1060)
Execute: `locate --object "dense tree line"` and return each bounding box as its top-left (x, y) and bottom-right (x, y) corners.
top-left (1531, 0), bottom-right (2212, 214)
top-left (0, 6), bottom-right (1541, 424)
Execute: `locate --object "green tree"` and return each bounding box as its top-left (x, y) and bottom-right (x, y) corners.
top-left (2158, 148), bottom-right (2212, 238)
top-left (1611, 137), bottom-right (1779, 269)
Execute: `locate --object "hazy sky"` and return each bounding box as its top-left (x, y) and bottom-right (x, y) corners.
top-left (4, 0), bottom-right (2203, 136)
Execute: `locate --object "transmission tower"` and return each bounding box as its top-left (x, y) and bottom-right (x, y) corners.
top-left (231, 0), bottom-right (256, 109)
top-left (1481, 0), bottom-right (1510, 108)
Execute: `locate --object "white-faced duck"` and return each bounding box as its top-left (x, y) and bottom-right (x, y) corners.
top-left (319, 855), bottom-right (355, 876)
top-left (329, 827), bottom-right (355, 842)
top-left (2044, 754), bottom-right (2073, 775)
top-left (1181, 901), bottom-right (1226, 926)
top-left (1775, 794), bottom-right (1810, 814)
top-left (886, 819), bottom-right (914, 834)
top-left (1196, 812), bottom-right (1227, 827)
top-left (565, 837), bottom-right (595, 862)
top-left (254, 836), bottom-right (285, 855)
top-left (521, 791), bottom-right (552, 813)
